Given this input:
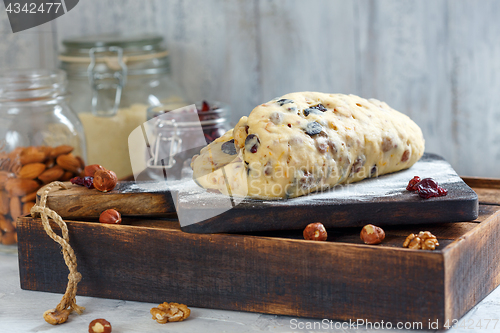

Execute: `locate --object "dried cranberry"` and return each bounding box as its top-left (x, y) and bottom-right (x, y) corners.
top-left (203, 127), bottom-right (226, 143)
top-left (70, 176), bottom-right (94, 189)
top-left (417, 187), bottom-right (438, 199)
top-left (412, 177), bottom-right (448, 199)
top-left (83, 177), bottom-right (95, 189)
top-left (406, 176), bottom-right (421, 191)
top-left (305, 122), bottom-right (323, 136)
top-left (416, 178), bottom-right (439, 191)
top-left (70, 176), bottom-right (84, 186)
top-left (438, 187), bottom-right (448, 196)
top-left (201, 100), bottom-right (210, 112)
top-left (221, 139), bottom-right (237, 155)
top-left (204, 133), bottom-right (213, 143)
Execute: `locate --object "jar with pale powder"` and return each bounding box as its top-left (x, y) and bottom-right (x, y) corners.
top-left (60, 34), bottom-right (185, 178)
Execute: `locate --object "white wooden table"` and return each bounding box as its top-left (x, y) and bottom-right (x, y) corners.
top-left (1, 248), bottom-right (499, 333)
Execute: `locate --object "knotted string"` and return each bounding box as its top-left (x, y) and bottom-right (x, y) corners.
top-left (30, 181), bottom-right (85, 324)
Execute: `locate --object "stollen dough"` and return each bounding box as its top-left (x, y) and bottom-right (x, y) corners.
top-left (191, 92), bottom-right (425, 199)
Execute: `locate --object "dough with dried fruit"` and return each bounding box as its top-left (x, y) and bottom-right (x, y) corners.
top-left (191, 92), bottom-right (425, 199)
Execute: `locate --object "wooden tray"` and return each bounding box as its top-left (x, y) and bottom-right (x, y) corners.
top-left (17, 177), bottom-right (500, 329)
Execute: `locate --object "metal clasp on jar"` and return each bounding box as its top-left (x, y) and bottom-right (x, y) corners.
top-left (88, 46), bottom-right (127, 117)
top-left (147, 119), bottom-right (182, 169)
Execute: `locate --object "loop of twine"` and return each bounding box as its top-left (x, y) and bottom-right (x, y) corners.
top-left (31, 181), bottom-right (85, 324)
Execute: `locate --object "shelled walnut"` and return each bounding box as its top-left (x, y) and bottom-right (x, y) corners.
top-left (150, 302), bottom-right (191, 323)
top-left (0, 145), bottom-right (85, 245)
top-left (403, 231), bottom-right (439, 250)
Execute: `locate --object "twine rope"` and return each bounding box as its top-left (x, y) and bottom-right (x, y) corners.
top-left (31, 181), bottom-right (85, 324)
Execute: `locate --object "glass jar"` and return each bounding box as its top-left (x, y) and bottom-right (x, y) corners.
top-left (60, 34), bottom-right (186, 179)
top-left (0, 69), bottom-right (86, 247)
top-left (138, 101), bottom-right (231, 181)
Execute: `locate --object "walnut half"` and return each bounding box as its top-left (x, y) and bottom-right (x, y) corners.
top-left (43, 308), bottom-right (71, 325)
top-left (403, 231), bottom-right (439, 250)
top-left (150, 302), bottom-right (191, 324)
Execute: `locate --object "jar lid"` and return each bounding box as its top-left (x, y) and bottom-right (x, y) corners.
top-left (61, 34), bottom-right (164, 56)
top-left (60, 34), bottom-right (170, 76)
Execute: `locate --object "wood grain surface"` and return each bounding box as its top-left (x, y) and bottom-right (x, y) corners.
top-left (17, 178), bottom-right (500, 328)
top-left (18, 216), bottom-right (447, 325)
top-left (36, 181), bottom-right (176, 219)
top-left (1, 0), bottom-right (500, 178)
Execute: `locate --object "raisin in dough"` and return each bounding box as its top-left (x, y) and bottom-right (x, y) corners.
top-left (191, 92), bottom-right (425, 199)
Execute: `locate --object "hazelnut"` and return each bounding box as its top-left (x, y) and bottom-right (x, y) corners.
top-left (89, 318), bottom-right (112, 333)
top-left (99, 209), bottom-right (121, 224)
top-left (84, 164), bottom-right (105, 177)
top-left (94, 169), bottom-right (117, 192)
top-left (360, 224), bottom-right (385, 245)
top-left (303, 222), bottom-right (328, 241)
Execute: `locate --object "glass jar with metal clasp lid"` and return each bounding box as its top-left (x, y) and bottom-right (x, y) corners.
top-left (0, 69), bottom-right (86, 248)
top-left (59, 34), bottom-right (186, 179)
top-left (143, 101), bottom-right (231, 181)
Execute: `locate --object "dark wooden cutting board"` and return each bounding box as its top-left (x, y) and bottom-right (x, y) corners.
top-left (38, 153), bottom-right (478, 233)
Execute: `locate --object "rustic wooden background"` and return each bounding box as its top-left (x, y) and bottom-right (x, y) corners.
top-left (1, 0), bottom-right (499, 178)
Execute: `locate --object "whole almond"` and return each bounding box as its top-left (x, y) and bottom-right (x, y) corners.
top-left (5, 178), bottom-right (40, 197)
top-left (1, 231), bottom-right (16, 245)
top-left (21, 191), bottom-right (37, 203)
top-left (20, 147), bottom-right (46, 165)
top-left (0, 153), bottom-right (7, 169)
top-left (0, 215), bottom-right (15, 232)
top-left (18, 163), bottom-right (46, 179)
top-left (0, 171), bottom-right (13, 189)
top-left (56, 153), bottom-right (81, 174)
top-left (60, 171), bottom-right (74, 181)
top-left (76, 156), bottom-right (85, 169)
top-left (45, 158), bottom-right (55, 168)
top-left (38, 146), bottom-right (53, 158)
top-left (8, 147), bottom-right (23, 160)
top-left (51, 145), bottom-right (74, 158)
top-left (38, 166), bottom-right (64, 184)
top-left (22, 201), bottom-right (35, 215)
top-left (0, 191), bottom-right (9, 214)
top-left (9, 161), bottom-right (22, 175)
top-left (9, 196), bottom-right (21, 221)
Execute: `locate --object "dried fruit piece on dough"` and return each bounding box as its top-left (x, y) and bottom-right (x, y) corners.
top-left (192, 92), bottom-right (425, 199)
